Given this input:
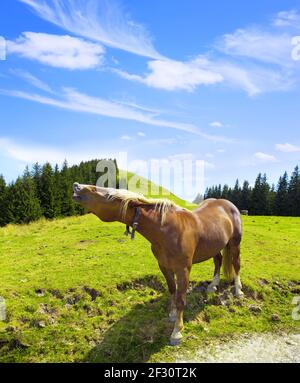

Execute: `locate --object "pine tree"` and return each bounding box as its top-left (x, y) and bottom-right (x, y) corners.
top-left (269, 184), bottom-right (276, 216)
top-left (241, 180), bottom-right (251, 211)
top-left (275, 172), bottom-right (289, 216)
top-left (60, 160), bottom-right (76, 217)
top-left (288, 166), bottom-right (300, 216)
top-left (251, 173), bottom-right (270, 215)
top-left (40, 163), bottom-right (56, 219)
top-left (0, 175), bottom-right (10, 226)
top-left (10, 173), bottom-right (42, 224)
top-left (221, 184), bottom-right (229, 200)
top-left (231, 179), bottom-right (242, 209)
top-left (53, 164), bottom-right (62, 217)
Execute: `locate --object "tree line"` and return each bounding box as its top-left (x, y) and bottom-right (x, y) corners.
top-left (0, 159), bottom-right (119, 227)
top-left (203, 165), bottom-right (300, 216)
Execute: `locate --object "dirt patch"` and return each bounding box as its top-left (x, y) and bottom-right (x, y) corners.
top-left (116, 276), bottom-right (165, 292)
top-left (177, 333), bottom-right (300, 363)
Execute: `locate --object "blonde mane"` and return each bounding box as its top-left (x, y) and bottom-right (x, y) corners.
top-left (104, 188), bottom-right (179, 223)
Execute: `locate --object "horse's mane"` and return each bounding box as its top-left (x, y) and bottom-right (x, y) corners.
top-left (102, 188), bottom-right (179, 223)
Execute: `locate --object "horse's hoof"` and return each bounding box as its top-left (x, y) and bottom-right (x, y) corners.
top-left (207, 284), bottom-right (217, 293)
top-left (170, 331), bottom-right (183, 346)
top-left (235, 290), bottom-right (244, 298)
top-left (170, 337), bottom-right (182, 346)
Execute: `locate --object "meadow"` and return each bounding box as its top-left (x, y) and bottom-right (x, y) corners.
top-left (0, 209), bottom-right (299, 362)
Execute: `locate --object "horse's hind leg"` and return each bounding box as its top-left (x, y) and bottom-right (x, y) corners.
top-left (170, 266), bottom-right (190, 346)
top-left (207, 253), bottom-right (222, 293)
top-left (231, 243), bottom-right (244, 297)
top-left (158, 264), bottom-right (177, 322)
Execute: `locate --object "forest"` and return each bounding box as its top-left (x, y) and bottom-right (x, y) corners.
top-left (0, 162), bottom-right (299, 227)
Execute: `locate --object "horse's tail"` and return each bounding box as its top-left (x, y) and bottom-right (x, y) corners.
top-left (222, 243), bottom-right (236, 282)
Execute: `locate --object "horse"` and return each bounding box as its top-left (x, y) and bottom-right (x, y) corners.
top-left (72, 183), bottom-right (244, 345)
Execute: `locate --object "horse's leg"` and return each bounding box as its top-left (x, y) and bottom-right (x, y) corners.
top-left (170, 266), bottom-right (190, 346)
top-left (158, 264), bottom-right (177, 322)
top-left (231, 243), bottom-right (244, 297)
top-left (207, 253), bottom-right (222, 293)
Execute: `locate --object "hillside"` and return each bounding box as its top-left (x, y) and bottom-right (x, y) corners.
top-left (0, 213), bottom-right (299, 362)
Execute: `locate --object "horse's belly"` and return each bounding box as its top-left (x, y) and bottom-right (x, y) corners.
top-left (192, 239), bottom-right (226, 264)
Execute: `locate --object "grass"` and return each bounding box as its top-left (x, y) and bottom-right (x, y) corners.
top-left (0, 214), bottom-right (299, 363)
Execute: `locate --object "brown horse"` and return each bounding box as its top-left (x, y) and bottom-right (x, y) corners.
top-left (72, 183), bottom-right (243, 345)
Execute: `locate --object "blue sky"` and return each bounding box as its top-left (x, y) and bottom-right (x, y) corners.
top-left (0, 0), bottom-right (300, 199)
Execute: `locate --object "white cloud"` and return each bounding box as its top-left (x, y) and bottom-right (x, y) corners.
top-left (115, 57), bottom-right (223, 92)
top-left (7, 32), bottom-right (104, 70)
top-left (117, 53), bottom-right (295, 96)
top-left (216, 27), bottom-right (293, 66)
top-left (1, 86), bottom-right (233, 142)
top-left (206, 57), bottom-right (295, 96)
top-left (210, 121), bottom-right (223, 128)
top-left (19, 0), bottom-right (162, 59)
top-left (10, 69), bottom-right (54, 93)
top-left (276, 142), bottom-right (300, 152)
top-left (137, 132), bottom-right (145, 137)
top-left (254, 152), bottom-right (278, 162)
top-left (121, 135), bottom-right (131, 140)
top-left (273, 10), bottom-right (300, 30)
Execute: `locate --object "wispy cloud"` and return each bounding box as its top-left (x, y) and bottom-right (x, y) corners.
top-left (7, 32), bottom-right (104, 70)
top-left (0, 137), bottom-right (66, 164)
top-left (276, 142), bottom-right (300, 153)
top-left (10, 69), bottom-right (54, 93)
top-left (0, 86), bottom-right (234, 142)
top-left (0, 136), bottom-right (118, 165)
top-left (19, 0), bottom-right (162, 59)
top-left (216, 27), bottom-right (293, 67)
top-left (17, 2), bottom-right (300, 96)
top-left (272, 10), bottom-right (300, 30)
top-left (254, 152), bottom-right (278, 163)
top-left (115, 9), bottom-right (300, 96)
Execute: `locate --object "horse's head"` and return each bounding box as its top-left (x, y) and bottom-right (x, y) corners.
top-left (72, 183), bottom-right (122, 222)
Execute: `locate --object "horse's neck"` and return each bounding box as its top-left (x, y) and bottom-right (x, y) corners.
top-left (120, 206), bottom-right (162, 243)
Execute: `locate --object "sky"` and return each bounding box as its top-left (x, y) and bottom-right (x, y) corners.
top-left (0, 0), bottom-right (300, 200)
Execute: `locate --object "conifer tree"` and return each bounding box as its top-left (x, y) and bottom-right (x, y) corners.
top-left (275, 172), bottom-right (289, 216)
top-left (10, 172), bottom-right (42, 224)
top-left (60, 160), bottom-right (76, 217)
top-left (241, 180), bottom-right (251, 211)
top-left (40, 163), bottom-right (56, 219)
top-left (288, 166), bottom-right (300, 216)
top-left (0, 175), bottom-right (10, 226)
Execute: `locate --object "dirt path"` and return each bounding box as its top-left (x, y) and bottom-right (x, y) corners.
top-left (177, 333), bottom-right (300, 363)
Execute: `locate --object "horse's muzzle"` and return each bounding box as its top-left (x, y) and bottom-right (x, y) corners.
top-left (73, 183), bottom-right (82, 202)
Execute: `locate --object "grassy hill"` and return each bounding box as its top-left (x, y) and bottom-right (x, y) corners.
top-left (0, 202), bottom-right (299, 362)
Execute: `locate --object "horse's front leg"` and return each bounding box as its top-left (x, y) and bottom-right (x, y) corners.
top-left (158, 263), bottom-right (177, 322)
top-left (170, 266), bottom-right (190, 346)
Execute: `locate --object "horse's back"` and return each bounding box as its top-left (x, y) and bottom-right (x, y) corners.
top-left (194, 198), bottom-right (241, 224)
